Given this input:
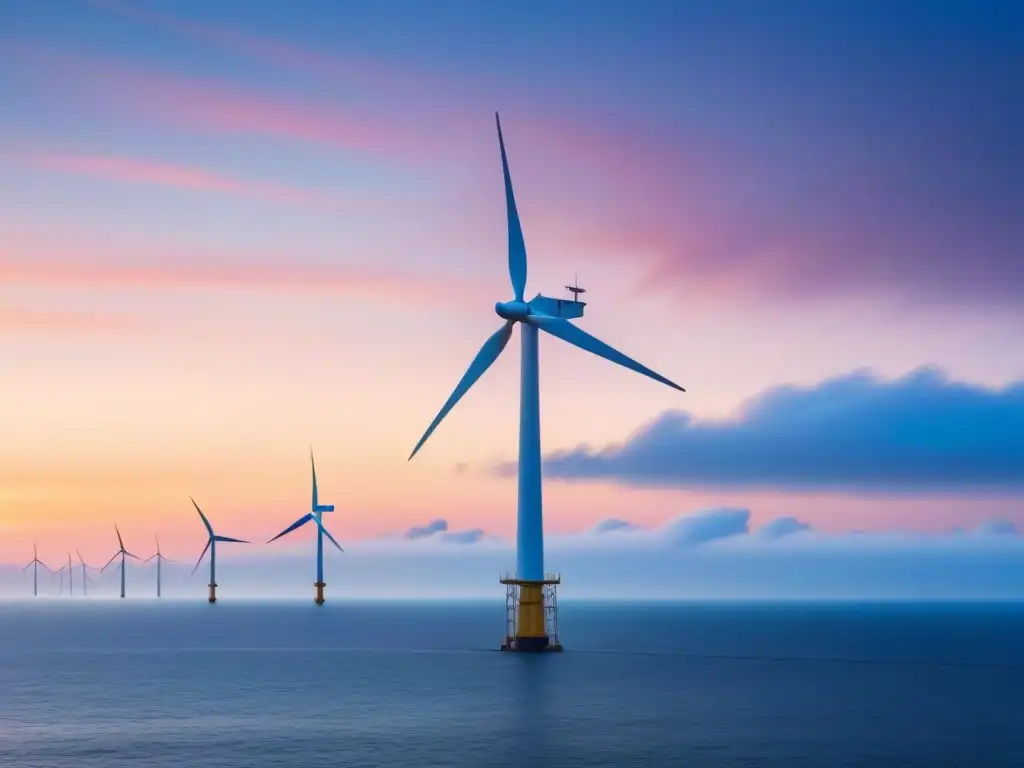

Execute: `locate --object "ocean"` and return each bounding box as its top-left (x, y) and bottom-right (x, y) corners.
top-left (1, 601), bottom-right (1022, 767)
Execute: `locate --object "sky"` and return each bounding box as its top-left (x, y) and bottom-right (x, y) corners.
top-left (1, 0), bottom-right (1022, 597)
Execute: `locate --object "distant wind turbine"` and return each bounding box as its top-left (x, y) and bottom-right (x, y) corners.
top-left (76, 549), bottom-right (99, 597)
top-left (268, 448), bottom-right (344, 605)
top-left (57, 552), bottom-right (74, 596)
top-left (21, 541), bottom-right (53, 597)
top-left (190, 498), bottom-right (247, 603)
top-left (407, 113), bottom-right (684, 651)
top-left (143, 534), bottom-right (174, 598)
top-left (102, 525), bottom-right (140, 599)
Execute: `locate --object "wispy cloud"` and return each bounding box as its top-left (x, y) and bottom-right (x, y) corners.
top-left (12, 151), bottom-right (404, 213)
top-left (0, 305), bottom-right (137, 335)
top-left (0, 255), bottom-right (477, 304)
top-left (19, 5), bottom-right (1020, 313)
top-left (6, 41), bottom-right (439, 163)
top-left (392, 519), bottom-right (488, 545)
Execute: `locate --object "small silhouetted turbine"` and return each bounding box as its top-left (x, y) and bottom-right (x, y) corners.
top-left (21, 541), bottom-right (53, 597)
top-left (57, 552), bottom-right (74, 596)
top-left (144, 534), bottom-right (174, 598)
top-left (76, 549), bottom-right (99, 597)
top-left (101, 525), bottom-right (140, 598)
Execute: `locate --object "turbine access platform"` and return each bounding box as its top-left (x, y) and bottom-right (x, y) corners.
top-left (500, 572), bottom-right (563, 652)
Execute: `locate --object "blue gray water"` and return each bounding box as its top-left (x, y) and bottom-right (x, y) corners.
top-left (1, 601), bottom-right (1022, 767)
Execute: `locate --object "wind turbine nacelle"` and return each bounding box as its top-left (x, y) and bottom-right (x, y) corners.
top-left (527, 294), bottom-right (586, 319)
top-left (314, 504), bottom-right (335, 513)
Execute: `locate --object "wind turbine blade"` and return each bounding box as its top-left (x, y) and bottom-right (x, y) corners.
top-left (143, 554), bottom-right (157, 563)
top-left (214, 535), bottom-right (248, 544)
top-left (317, 520), bottom-right (344, 553)
top-left (409, 321), bottom-right (514, 460)
top-left (191, 538), bottom-right (212, 577)
top-left (124, 551), bottom-right (141, 561)
top-left (267, 514), bottom-right (313, 543)
top-left (310, 447), bottom-right (319, 510)
top-left (21, 562), bottom-right (32, 572)
top-left (496, 112), bottom-right (527, 301)
top-left (115, 524), bottom-right (125, 551)
top-left (525, 314), bottom-right (685, 392)
top-left (190, 497), bottom-right (215, 538)
top-left (101, 552), bottom-right (119, 572)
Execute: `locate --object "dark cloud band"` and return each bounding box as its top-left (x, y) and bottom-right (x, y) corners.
top-left (535, 367), bottom-right (1024, 491)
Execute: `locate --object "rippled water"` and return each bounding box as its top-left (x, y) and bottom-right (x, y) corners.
top-left (1, 601), bottom-right (1022, 767)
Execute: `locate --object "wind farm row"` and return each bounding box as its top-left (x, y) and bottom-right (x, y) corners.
top-left (19, 450), bottom-right (342, 604)
top-left (8, 114), bottom-right (683, 650)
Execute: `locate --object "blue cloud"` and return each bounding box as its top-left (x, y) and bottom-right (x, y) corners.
top-left (757, 517), bottom-right (812, 539)
top-left (441, 529), bottom-right (485, 544)
top-left (976, 519), bottom-right (1017, 536)
top-left (540, 367), bottom-right (1024, 491)
top-left (590, 518), bottom-right (640, 534)
top-left (402, 519), bottom-right (487, 545)
top-left (661, 507), bottom-right (750, 545)
top-left (404, 519), bottom-right (448, 539)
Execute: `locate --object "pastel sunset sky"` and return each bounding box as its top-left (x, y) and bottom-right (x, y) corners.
top-left (1, 0), bottom-right (1021, 574)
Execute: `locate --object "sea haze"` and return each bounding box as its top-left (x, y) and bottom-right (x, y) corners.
top-left (1, 601), bottom-right (1022, 767)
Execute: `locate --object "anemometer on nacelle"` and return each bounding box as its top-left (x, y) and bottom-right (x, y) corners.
top-left (520, 277), bottom-right (588, 320)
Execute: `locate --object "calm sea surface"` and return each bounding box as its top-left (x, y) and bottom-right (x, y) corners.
top-left (1, 601), bottom-right (1022, 767)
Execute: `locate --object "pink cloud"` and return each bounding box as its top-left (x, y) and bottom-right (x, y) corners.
top-left (79, 4), bottom-right (1020, 312)
top-left (6, 41), bottom-right (443, 163)
top-left (6, 42), bottom-right (790, 307)
top-left (0, 305), bottom-right (136, 334)
top-left (0, 243), bottom-right (481, 304)
top-left (14, 150), bottom-right (411, 214)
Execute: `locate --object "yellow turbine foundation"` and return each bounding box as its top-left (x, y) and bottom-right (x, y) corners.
top-left (500, 575), bottom-right (563, 652)
top-left (208, 583), bottom-right (217, 603)
top-left (314, 581), bottom-right (326, 605)
top-left (517, 584), bottom-right (546, 638)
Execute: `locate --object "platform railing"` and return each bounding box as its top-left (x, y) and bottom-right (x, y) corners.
top-left (498, 571), bottom-right (562, 582)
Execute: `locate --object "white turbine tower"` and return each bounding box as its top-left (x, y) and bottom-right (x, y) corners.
top-left (408, 113), bottom-right (684, 651)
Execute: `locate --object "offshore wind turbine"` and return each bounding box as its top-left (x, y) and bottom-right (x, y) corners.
top-left (190, 498), bottom-right (247, 603)
top-left (268, 449), bottom-right (343, 605)
top-left (21, 542), bottom-right (52, 597)
top-left (57, 552), bottom-right (74, 596)
top-left (408, 113), bottom-right (684, 652)
top-left (143, 535), bottom-right (174, 598)
top-left (101, 525), bottom-right (140, 599)
top-left (76, 549), bottom-right (98, 597)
